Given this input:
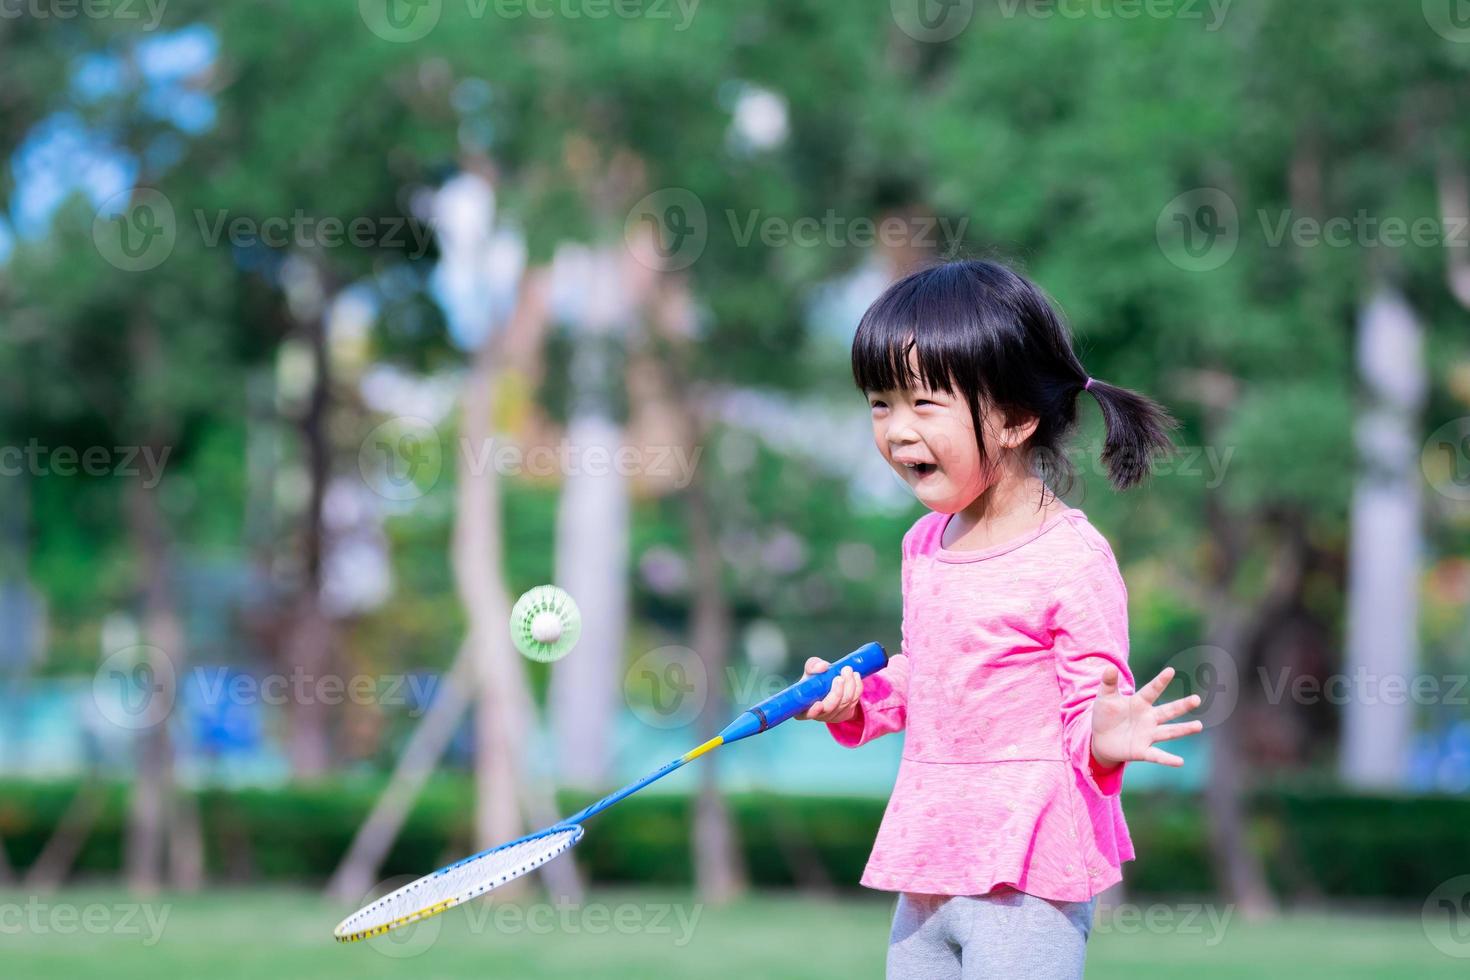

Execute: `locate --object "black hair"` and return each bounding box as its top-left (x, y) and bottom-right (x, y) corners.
top-left (851, 258), bottom-right (1177, 497)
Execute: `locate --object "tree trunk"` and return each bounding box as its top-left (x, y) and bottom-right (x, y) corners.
top-left (549, 249), bottom-right (636, 788)
top-left (549, 410), bottom-right (630, 787)
top-left (685, 469), bottom-right (746, 902)
top-left (328, 272), bottom-right (581, 905)
top-left (122, 310), bottom-right (204, 895)
top-left (1198, 405), bottom-right (1276, 919)
top-left (286, 285), bottom-right (337, 779)
top-left (1339, 283), bottom-right (1425, 788)
top-left (124, 476), bottom-right (203, 893)
top-left (646, 277), bottom-right (746, 902)
top-left (456, 334), bottom-right (531, 889)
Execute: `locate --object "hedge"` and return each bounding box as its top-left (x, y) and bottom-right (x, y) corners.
top-left (0, 777), bottom-right (1463, 900)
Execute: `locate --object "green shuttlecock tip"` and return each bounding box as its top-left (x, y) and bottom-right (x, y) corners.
top-left (510, 585), bottom-right (582, 663)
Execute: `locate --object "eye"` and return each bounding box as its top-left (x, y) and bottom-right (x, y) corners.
top-left (915, 399), bottom-right (935, 407)
top-left (869, 398), bottom-right (888, 410)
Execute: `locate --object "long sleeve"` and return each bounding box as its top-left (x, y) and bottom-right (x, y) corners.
top-left (827, 651), bottom-right (910, 747)
top-left (1051, 551), bottom-right (1135, 796)
top-left (828, 520), bottom-right (919, 748)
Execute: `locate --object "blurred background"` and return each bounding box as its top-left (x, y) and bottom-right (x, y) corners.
top-left (2, 1), bottom-right (1469, 977)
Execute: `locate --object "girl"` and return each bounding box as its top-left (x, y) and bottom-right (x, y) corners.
top-left (800, 259), bottom-right (1202, 979)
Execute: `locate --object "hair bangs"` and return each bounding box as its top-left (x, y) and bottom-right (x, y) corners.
top-left (850, 265), bottom-right (991, 408)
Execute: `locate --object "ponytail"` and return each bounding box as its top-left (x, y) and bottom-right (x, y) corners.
top-left (1078, 376), bottom-right (1179, 491)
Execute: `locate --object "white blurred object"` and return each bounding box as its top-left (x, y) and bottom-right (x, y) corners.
top-left (548, 241), bottom-right (638, 335)
top-left (321, 478), bottom-right (393, 616)
top-left (358, 365), bottom-right (460, 424)
top-left (728, 84), bottom-right (789, 152)
top-left (1340, 283), bottom-right (1424, 790)
top-left (743, 620), bottom-right (788, 672)
top-left (428, 172), bottom-right (526, 351)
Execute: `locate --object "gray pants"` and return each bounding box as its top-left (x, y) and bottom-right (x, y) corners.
top-left (886, 888), bottom-right (1097, 980)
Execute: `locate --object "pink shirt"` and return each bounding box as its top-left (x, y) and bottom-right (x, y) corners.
top-left (827, 506), bottom-right (1137, 902)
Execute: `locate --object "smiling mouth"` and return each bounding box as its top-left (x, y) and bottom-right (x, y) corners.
top-left (903, 462), bottom-right (939, 478)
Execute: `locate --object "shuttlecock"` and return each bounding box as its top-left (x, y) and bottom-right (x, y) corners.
top-left (510, 585), bottom-right (582, 662)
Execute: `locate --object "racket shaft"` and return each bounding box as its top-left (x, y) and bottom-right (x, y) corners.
top-left (560, 642), bottom-right (886, 825)
top-left (558, 739), bottom-right (715, 827)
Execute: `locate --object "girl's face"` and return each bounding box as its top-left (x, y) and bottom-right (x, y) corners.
top-left (866, 351), bottom-right (1034, 512)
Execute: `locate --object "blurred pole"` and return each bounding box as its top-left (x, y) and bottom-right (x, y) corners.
top-left (280, 256), bottom-right (340, 779)
top-left (121, 470), bottom-right (188, 892)
top-left (549, 245), bottom-right (635, 789)
top-left (122, 308), bottom-right (203, 894)
top-left (1340, 283), bottom-right (1424, 789)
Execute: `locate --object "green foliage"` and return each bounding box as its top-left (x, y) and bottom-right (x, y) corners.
top-left (1, 778), bottom-right (1464, 901)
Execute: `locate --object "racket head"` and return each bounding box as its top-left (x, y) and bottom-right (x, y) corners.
top-left (334, 823), bottom-right (584, 943)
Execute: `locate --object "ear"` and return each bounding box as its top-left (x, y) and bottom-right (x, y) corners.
top-left (997, 412), bottom-right (1040, 449)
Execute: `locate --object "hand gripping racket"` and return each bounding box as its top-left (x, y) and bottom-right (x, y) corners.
top-left (333, 641), bottom-right (888, 942)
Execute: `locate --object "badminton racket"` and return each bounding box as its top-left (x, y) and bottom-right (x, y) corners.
top-left (333, 640), bottom-right (889, 942)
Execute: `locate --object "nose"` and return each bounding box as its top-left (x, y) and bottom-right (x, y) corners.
top-left (883, 407), bottom-right (920, 450)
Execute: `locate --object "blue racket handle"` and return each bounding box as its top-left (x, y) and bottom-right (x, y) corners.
top-left (716, 641), bottom-right (889, 744)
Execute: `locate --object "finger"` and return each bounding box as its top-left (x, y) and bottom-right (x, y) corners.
top-left (1138, 666), bottom-right (1175, 705)
top-left (1098, 665), bottom-right (1120, 697)
top-left (804, 672), bottom-right (838, 718)
top-left (839, 668), bottom-right (861, 711)
top-left (1152, 694), bottom-right (1203, 723)
top-left (1144, 747), bottom-right (1184, 767)
top-left (817, 672), bottom-right (846, 713)
top-left (804, 657), bottom-right (831, 678)
top-left (1152, 721), bottom-right (1203, 743)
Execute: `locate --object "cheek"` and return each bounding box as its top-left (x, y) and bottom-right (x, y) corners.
top-left (931, 423), bottom-right (980, 474)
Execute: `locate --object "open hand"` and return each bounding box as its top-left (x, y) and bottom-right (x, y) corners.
top-left (1090, 665), bottom-right (1203, 769)
top-left (795, 658), bottom-right (862, 723)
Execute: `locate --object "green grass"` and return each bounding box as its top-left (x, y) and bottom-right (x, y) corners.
top-left (0, 888), bottom-right (1460, 979)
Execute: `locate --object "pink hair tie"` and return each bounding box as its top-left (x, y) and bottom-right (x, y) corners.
top-left (1083, 377), bottom-right (1095, 391)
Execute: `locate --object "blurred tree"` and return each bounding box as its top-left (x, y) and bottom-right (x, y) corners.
top-left (6, 0), bottom-right (1470, 908)
top-left (0, 14), bottom-right (242, 886)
